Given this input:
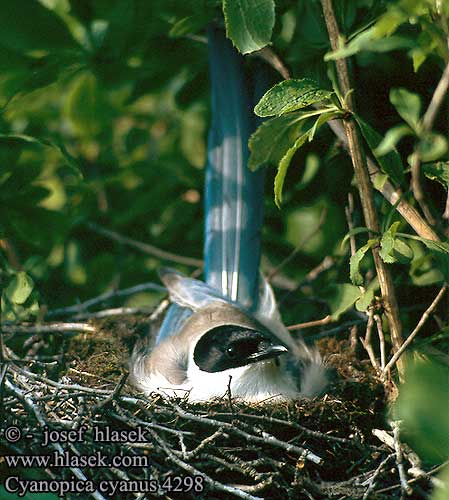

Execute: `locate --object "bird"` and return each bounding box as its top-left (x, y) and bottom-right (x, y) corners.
top-left (129, 27), bottom-right (326, 402)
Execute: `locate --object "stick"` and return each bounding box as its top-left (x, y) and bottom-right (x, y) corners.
top-left (383, 283), bottom-right (447, 374)
top-left (321, 0), bottom-right (404, 378)
top-left (46, 282), bottom-right (166, 318)
top-left (1, 322), bottom-right (96, 334)
top-left (87, 222), bottom-right (203, 267)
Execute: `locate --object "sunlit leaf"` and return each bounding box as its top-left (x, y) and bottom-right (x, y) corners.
top-left (272, 110), bottom-right (339, 207)
top-left (355, 277), bottom-right (379, 312)
top-left (417, 133), bottom-right (448, 162)
top-left (325, 25), bottom-right (414, 60)
top-left (398, 233), bottom-right (449, 254)
top-left (375, 124), bottom-right (413, 156)
top-left (423, 161), bottom-right (449, 187)
top-left (390, 88), bottom-right (421, 131)
top-left (274, 131), bottom-right (309, 207)
top-left (248, 113), bottom-right (310, 171)
top-left (350, 240), bottom-right (376, 285)
top-left (324, 283), bottom-right (362, 320)
top-left (4, 271), bottom-right (34, 305)
top-left (254, 79), bottom-right (333, 117)
top-left (223, 0), bottom-right (275, 54)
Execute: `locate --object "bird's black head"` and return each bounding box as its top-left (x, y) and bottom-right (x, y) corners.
top-left (193, 325), bottom-right (288, 373)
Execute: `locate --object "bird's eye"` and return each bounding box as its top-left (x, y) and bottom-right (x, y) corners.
top-left (226, 345), bottom-right (237, 358)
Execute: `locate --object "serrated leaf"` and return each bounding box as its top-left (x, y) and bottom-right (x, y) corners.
top-left (398, 233), bottom-right (449, 254)
top-left (380, 230), bottom-right (396, 263)
top-left (393, 238), bottom-right (414, 263)
top-left (423, 161), bottom-right (449, 188)
top-left (355, 115), bottom-right (404, 185)
top-left (355, 277), bottom-right (379, 312)
top-left (223, 0), bottom-right (275, 54)
top-left (4, 271), bottom-right (34, 305)
top-left (273, 110), bottom-right (337, 207)
top-left (350, 240), bottom-right (376, 285)
top-left (379, 221), bottom-right (401, 263)
top-left (274, 132), bottom-right (309, 207)
top-left (254, 79), bottom-right (333, 117)
top-left (325, 283), bottom-right (362, 320)
top-left (248, 113), bottom-right (310, 171)
top-left (390, 88), bottom-right (421, 130)
top-left (307, 109), bottom-right (343, 141)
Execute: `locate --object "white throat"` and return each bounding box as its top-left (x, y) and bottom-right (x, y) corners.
top-left (185, 357), bottom-right (299, 402)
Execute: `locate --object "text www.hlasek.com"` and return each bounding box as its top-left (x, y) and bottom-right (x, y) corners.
top-left (4, 450), bottom-right (149, 468)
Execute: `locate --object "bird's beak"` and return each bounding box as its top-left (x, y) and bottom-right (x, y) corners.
top-left (247, 344), bottom-right (288, 362)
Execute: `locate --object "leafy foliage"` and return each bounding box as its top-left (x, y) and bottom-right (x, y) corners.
top-left (223, 0), bottom-right (275, 54)
top-left (0, 0), bottom-right (447, 492)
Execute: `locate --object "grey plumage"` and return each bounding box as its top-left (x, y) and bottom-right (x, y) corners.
top-left (130, 269), bottom-right (326, 402)
top-left (130, 28), bottom-right (326, 402)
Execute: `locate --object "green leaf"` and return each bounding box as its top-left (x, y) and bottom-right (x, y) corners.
top-left (296, 153), bottom-right (320, 190)
top-left (350, 240), bottom-right (376, 285)
top-left (355, 115), bottom-right (404, 185)
top-left (393, 359), bottom-right (449, 463)
top-left (254, 79), bottom-right (334, 117)
top-left (375, 124), bottom-right (413, 156)
top-left (393, 238), bottom-right (414, 264)
top-left (380, 230), bottom-right (396, 263)
top-left (432, 464), bottom-right (449, 500)
top-left (0, 134), bottom-right (83, 179)
top-left (355, 277), bottom-right (379, 312)
top-left (417, 133), bottom-right (448, 162)
top-left (423, 161), bottom-right (449, 188)
top-left (4, 271), bottom-right (34, 305)
top-left (274, 131), bottom-right (309, 207)
top-left (248, 113), bottom-right (310, 171)
top-left (389, 88), bottom-right (421, 130)
top-left (272, 110), bottom-right (339, 207)
top-left (324, 283), bottom-right (362, 320)
top-left (169, 14), bottom-right (210, 38)
top-left (0, 0), bottom-right (78, 53)
top-left (379, 221), bottom-right (400, 264)
top-left (398, 233), bottom-right (449, 254)
top-left (307, 109), bottom-right (343, 141)
top-left (341, 227), bottom-right (374, 250)
top-left (64, 71), bottom-right (111, 137)
top-left (325, 25), bottom-right (414, 61)
top-left (223, 0), bottom-right (275, 54)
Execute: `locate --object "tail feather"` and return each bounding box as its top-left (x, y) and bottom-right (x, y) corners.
top-left (204, 26), bottom-right (265, 311)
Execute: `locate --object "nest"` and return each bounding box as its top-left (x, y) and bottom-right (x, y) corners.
top-left (0, 313), bottom-right (438, 499)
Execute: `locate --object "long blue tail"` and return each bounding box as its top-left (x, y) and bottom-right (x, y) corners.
top-left (156, 28), bottom-right (266, 343)
top-left (204, 26), bottom-right (265, 311)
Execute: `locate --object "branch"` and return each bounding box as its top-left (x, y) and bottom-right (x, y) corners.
top-left (422, 61), bottom-right (449, 132)
top-left (321, 0), bottom-right (404, 378)
top-left (256, 46), bottom-right (440, 242)
top-left (87, 222), bottom-right (203, 267)
top-left (1, 322), bottom-right (96, 334)
top-left (383, 283), bottom-right (448, 374)
top-left (46, 282), bottom-right (166, 318)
